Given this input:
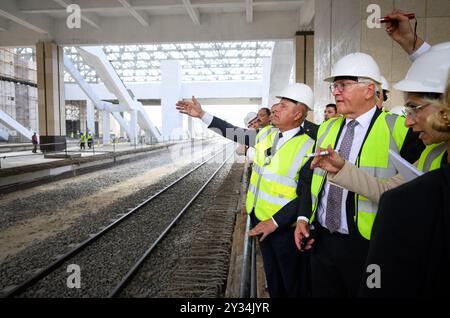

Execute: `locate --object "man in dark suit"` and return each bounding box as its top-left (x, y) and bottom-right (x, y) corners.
top-left (176, 83), bottom-right (316, 297)
top-left (294, 53), bottom-right (424, 297)
top-left (303, 119), bottom-right (318, 140)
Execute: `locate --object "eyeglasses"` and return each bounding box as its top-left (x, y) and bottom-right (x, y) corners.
top-left (402, 103), bottom-right (430, 117)
top-left (329, 82), bottom-right (367, 93)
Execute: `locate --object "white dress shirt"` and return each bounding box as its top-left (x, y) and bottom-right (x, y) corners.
top-left (299, 106), bottom-right (377, 234)
top-left (276, 127), bottom-right (301, 151)
top-left (201, 112), bottom-right (214, 126)
top-left (410, 42), bottom-right (431, 62)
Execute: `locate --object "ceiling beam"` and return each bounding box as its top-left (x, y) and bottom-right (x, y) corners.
top-left (245, 0), bottom-right (253, 23)
top-left (52, 0), bottom-right (101, 29)
top-left (0, 0), bottom-right (50, 34)
top-left (117, 0), bottom-right (149, 27)
top-left (182, 0), bottom-right (200, 25)
top-left (298, 0), bottom-right (314, 28)
top-left (20, 1), bottom-right (305, 14)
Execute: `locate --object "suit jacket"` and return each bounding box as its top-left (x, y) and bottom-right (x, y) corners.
top-left (303, 120), bottom-right (319, 140)
top-left (359, 164), bottom-right (450, 297)
top-left (208, 115), bottom-right (312, 228)
top-left (297, 108), bottom-right (425, 234)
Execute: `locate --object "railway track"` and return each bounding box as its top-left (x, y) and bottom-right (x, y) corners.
top-left (3, 143), bottom-right (237, 298)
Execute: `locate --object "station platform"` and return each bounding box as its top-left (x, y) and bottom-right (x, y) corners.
top-left (0, 140), bottom-right (197, 193)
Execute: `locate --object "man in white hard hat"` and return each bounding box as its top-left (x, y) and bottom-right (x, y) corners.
top-left (244, 111), bottom-right (259, 129)
top-left (294, 52), bottom-right (424, 297)
top-left (297, 43), bottom-right (450, 211)
top-left (376, 76), bottom-right (390, 110)
top-left (240, 111), bottom-right (258, 161)
top-left (176, 83), bottom-right (315, 297)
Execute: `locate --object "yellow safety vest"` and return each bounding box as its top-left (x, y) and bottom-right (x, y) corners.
top-left (417, 142), bottom-right (447, 172)
top-left (246, 127), bottom-right (315, 221)
top-left (310, 112), bottom-right (409, 240)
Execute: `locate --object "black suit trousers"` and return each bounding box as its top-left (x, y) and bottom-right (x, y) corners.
top-left (310, 224), bottom-right (369, 297)
top-left (250, 211), bottom-right (310, 298)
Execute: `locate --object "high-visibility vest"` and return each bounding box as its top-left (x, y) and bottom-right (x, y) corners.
top-left (417, 142), bottom-right (447, 172)
top-left (246, 127), bottom-right (315, 221)
top-left (310, 112), bottom-right (409, 240)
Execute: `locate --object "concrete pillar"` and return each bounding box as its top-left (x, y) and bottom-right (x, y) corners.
top-left (79, 101), bottom-right (87, 135)
top-left (295, 31), bottom-right (315, 88)
top-left (295, 31), bottom-right (315, 122)
top-left (161, 60), bottom-right (182, 141)
top-left (130, 109), bottom-right (138, 144)
top-left (261, 58), bottom-right (272, 108)
top-left (314, 0), bottom-right (362, 122)
top-left (36, 41), bottom-right (66, 152)
top-left (187, 116), bottom-right (193, 139)
top-left (86, 99), bottom-right (95, 136)
top-left (268, 41), bottom-right (294, 107)
top-left (102, 110), bottom-right (110, 145)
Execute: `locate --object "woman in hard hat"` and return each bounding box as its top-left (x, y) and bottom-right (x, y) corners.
top-left (360, 74), bottom-right (450, 297)
top-left (311, 43), bottom-right (450, 204)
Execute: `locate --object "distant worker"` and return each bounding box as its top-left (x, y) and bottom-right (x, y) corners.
top-left (376, 76), bottom-right (390, 110)
top-left (31, 132), bottom-right (38, 153)
top-left (245, 112), bottom-right (259, 130)
top-left (80, 132), bottom-right (86, 150)
top-left (87, 133), bottom-right (93, 149)
top-left (257, 107), bottom-right (272, 128)
top-left (323, 103), bottom-right (338, 121)
top-left (239, 111), bottom-right (259, 163)
top-left (269, 103), bottom-right (277, 127)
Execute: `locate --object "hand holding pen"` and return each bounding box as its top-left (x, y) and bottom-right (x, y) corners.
top-left (309, 144), bottom-right (345, 174)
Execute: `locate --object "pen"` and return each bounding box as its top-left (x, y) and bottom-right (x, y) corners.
top-left (379, 13), bottom-right (415, 23)
top-left (305, 151), bottom-right (330, 158)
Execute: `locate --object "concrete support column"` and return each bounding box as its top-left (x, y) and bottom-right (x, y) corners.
top-left (86, 99), bottom-right (95, 136)
top-left (187, 116), bottom-right (193, 139)
top-left (314, 0), bottom-right (362, 122)
top-left (79, 101), bottom-right (87, 135)
top-left (36, 41), bottom-right (66, 152)
top-left (161, 60), bottom-right (183, 141)
top-left (261, 57), bottom-right (272, 109)
top-left (295, 31), bottom-right (314, 88)
top-left (129, 109), bottom-right (137, 145)
top-left (295, 31), bottom-right (315, 122)
top-left (268, 41), bottom-right (294, 107)
top-left (102, 110), bottom-right (110, 145)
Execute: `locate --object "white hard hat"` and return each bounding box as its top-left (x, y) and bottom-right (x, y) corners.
top-left (381, 76), bottom-right (390, 92)
top-left (244, 111), bottom-right (258, 126)
top-left (394, 42), bottom-right (450, 94)
top-left (275, 83), bottom-right (314, 110)
top-left (324, 52), bottom-right (382, 84)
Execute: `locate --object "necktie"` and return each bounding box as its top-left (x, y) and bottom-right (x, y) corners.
top-left (325, 120), bottom-right (358, 233)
